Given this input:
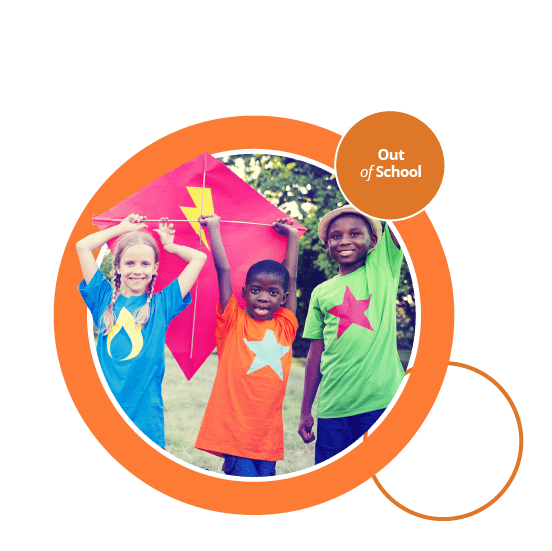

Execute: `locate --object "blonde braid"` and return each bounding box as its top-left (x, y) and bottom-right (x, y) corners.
top-left (101, 272), bottom-right (121, 335)
top-left (148, 272), bottom-right (157, 302)
top-left (133, 272), bottom-right (157, 328)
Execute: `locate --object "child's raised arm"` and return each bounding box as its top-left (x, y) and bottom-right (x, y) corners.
top-left (198, 214), bottom-right (232, 312)
top-left (272, 218), bottom-right (299, 314)
top-left (154, 218), bottom-right (207, 298)
top-left (387, 224), bottom-right (401, 249)
top-left (76, 213), bottom-right (148, 284)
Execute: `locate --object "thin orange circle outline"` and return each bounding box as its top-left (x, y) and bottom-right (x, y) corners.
top-left (53, 116), bottom-right (454, 514)
top-left (371, 362), bottom-right (524, 521)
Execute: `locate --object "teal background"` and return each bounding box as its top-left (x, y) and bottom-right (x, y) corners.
top-left (2, 2), bottom-right (550, 549)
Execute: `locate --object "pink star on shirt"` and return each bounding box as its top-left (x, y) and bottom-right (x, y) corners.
top-left (328, 286), bottom-right (374, 339)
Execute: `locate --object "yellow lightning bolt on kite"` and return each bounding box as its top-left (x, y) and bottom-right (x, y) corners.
top-left (180, 187), bottom-right (214, 250)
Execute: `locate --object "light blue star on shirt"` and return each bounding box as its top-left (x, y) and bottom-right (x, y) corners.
top-left (243, 329), bottom-right (290, 380)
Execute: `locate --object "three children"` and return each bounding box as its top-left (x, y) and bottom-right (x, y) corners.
top-left (77, 203), bottom-right (406, 475)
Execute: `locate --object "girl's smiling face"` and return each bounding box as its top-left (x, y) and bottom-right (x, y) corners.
top-left (116, 244), bottom-right (159, 297)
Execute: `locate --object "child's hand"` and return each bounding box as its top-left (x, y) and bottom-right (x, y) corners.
top-left (198, 213), bottom-right (221, 228)
top-left (272, 217), bottom-right (298, 237)
top-left (298, 414), bottom-right (315, 444)
top-left (118, 213), bottom-right (148, 233)
top-left (153, 217), bottom-right (175, 250)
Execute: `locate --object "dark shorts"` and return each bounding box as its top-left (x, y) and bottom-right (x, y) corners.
top-left (315, 408), bottom-right (386, 465)
top-left (222, 455), bottom-right (277, 477)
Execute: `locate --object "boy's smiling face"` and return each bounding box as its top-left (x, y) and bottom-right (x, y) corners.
top-left (326, 214), bottom-right (377, 275)
top-left (242, 272), bottom-right (288, 321)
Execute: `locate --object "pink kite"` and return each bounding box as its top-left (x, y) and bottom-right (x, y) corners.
top-left (93, 153), bottom-right (307, 379)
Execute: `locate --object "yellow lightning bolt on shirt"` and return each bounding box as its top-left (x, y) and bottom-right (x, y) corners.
top-left (180, 187), bottom-right (214, 250)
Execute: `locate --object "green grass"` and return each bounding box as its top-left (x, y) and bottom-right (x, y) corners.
top-left (162, 349), bottom-right (318, 475)
top-left (162, 346), bottom-right (411, 475)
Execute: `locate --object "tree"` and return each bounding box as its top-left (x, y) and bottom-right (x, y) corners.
top-left (99, 250), bottom-right (113, 281)
top-left (222, 155), bottom-right (416, 358)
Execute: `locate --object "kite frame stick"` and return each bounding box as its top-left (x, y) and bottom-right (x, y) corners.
top-left (188, 157), bottom-right (207, 364)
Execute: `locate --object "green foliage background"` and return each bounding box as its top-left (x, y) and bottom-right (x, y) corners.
top-left (221, 155), bottom-right (415, 357)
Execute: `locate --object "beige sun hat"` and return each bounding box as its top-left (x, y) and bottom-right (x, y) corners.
top-left (318, 205), bottom-right (382, 254)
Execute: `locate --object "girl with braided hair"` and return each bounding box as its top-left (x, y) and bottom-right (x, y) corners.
top-left (76, 213), bottom-right (207, 448)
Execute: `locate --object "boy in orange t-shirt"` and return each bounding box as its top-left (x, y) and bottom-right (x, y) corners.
top-left (195, 213), bottom-right (299, 477)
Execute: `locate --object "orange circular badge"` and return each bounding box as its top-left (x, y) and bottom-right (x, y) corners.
top-left (335, 111), bottom-right (445, 220)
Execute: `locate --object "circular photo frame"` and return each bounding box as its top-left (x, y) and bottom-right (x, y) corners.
top-left (54, 116), bottom-right (453, 514)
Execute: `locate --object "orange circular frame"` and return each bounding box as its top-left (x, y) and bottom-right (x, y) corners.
top-left (54, 116), bottom-right (454, 514)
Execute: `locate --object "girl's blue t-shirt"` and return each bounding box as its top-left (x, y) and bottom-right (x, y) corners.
top-left (79, 269), bottom-right (191, 447)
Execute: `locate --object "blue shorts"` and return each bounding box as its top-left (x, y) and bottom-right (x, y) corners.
top-left (315, 409), bottom-right (386, 465)
top-left (222, 455), bottom-right (276, 477)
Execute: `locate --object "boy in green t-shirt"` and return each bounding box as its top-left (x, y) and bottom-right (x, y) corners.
top-left (298, 205), bottom-right (405, 464)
